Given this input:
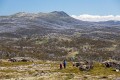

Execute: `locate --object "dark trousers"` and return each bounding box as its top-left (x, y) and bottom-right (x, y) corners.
top-left (63, 64), bottom-right (66, 68)
top-left (60, 64), bottom-right (62, 69)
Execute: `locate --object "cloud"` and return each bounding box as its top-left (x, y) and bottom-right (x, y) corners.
top-left (71, 14), bottom-right (120, 22)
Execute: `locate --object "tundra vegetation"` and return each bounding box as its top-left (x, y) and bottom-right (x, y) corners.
top-left (0, 60), bottom-right (120, 80)
top-left (0, 11), bottom-right (120, 79)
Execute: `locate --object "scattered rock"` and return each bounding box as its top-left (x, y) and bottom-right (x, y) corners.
top-left (8, 57), bottom-right (34, 62)
top-left (74, 61), bottom-right (94, 71)
top-left (103, 59), bottom-right (120, 71)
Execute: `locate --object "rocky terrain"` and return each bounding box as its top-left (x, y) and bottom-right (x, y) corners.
top-left (0, 60), bottom-right (120, 80)
top-left (0, 11), bottom-right (120, 79)
top-left (0, 11), bottom-right (120, 39)
top-left (0, 11), bottom-right (120, 61)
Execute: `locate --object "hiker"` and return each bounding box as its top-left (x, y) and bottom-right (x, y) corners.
top-left (60, 63), bottom-right (63, 69)
top-left (63, 60), bottom-right (67, 68)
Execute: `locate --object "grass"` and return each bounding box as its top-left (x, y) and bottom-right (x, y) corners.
top-left (53, 62), bottom-right (81, 74)
top-left (64, 73), bottom-right (74, 80)
top-left (0, 70), bottom-right (17, 73)
top-left (89, 62), bottom-right (120, 76)
top-left (0, 74), bottom-right (15, 79)
top-left (0, 61), bottom-right (120, 79)
top-left (53, 62), bottom-right (120, 77)
top-left (0, 70), bottom-right (18, 79)
top-left (0, 62), bottom-right (33, 67)
top-left (51, 62), bottom-right (120, 80)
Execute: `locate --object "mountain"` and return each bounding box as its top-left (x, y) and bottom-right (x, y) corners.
top-left (0, 11), bottom-right (120, 60)
top-left (0, 11), bottom-right (91, 37)
top-left (97, 20), bottom-right (120, 25)
top-left (0, 11), bottom-right (120, 40)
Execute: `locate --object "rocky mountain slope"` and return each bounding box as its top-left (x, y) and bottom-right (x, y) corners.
top-left (0, 11), bottom-right (119, 39)
top-left (0, 11), bottom-right (120, 61)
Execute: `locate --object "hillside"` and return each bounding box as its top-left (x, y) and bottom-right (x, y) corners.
top-left (0, 11), bottom-right (120, 61)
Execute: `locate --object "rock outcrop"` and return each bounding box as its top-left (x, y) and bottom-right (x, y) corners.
top-left (74, 61), bottom-right (94, 71)
top-left (103, 59), bottom-right (120, 71)
top-left (8, 57), bottom-right (34, 62)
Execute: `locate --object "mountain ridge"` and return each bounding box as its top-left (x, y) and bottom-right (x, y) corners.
top-left (0, 11), bottom-right (120, 39)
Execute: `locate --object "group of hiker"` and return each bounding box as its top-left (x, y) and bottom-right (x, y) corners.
top-left (60, 60), bottom-right (67, 69)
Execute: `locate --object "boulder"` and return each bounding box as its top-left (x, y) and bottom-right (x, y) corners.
top-left (75, 61), bottom-right (94, 71)
top-left (103, 59), bottom-right (120, 70)
top-left (8, 57), bottom-right (34, 62)
top-left (79, 65), bottom-right (90, 71)
top-left (74, 62), bottom-right (85, 67)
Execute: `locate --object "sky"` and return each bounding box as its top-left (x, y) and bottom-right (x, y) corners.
top-left (0, 0), bottom-right (120, 21)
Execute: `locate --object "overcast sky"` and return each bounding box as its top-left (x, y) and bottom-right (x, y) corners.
top-left (0, 0), bottom-right (120, 21)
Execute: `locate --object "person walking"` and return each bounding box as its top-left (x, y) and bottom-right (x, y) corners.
top-left (63, 60), bottom-right (67, 68)
top-left (60, 63), bottom-right (63, 69)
